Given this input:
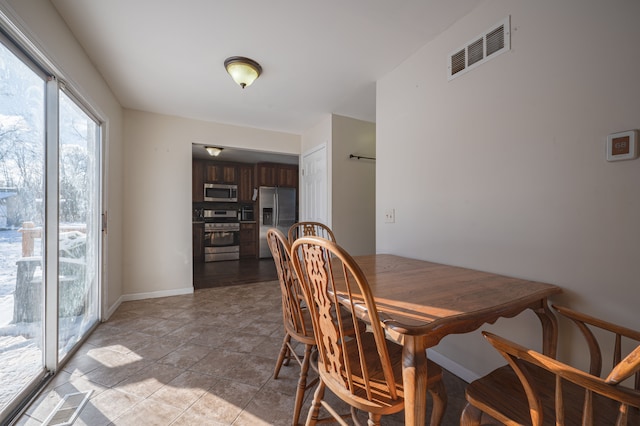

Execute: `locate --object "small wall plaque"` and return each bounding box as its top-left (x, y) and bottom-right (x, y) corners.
top-left (606, 130), bottom-right (638, 161)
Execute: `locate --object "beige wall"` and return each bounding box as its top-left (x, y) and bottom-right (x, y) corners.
top-left (331, 115), bottom-right (375, 255)
top-left (377, 0), bottom-right (640, 379)
top-left (122, 109), bottom-right (300, 298)
top-left (301, 114), bottom-right (376, 255)
top-left (3, 0), bottom-right (125, 314)
top-left (301, 114), bottom-right (331, 155)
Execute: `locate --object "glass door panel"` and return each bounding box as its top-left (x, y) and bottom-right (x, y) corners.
top-left (57, 92), bottom-right (99, 360)
top-left (0, 41), bottom-right (46, 415)
top-left (0, 31), bottom-right (102, 421)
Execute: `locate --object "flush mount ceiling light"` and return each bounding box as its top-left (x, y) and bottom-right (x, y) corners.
top-left (205, 146), bottom-right (223, 156)
top-left (224, 56), bottom-right (262, 89)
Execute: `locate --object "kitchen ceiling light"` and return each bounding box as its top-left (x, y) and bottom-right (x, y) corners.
top-left (224, 56), bottom-right (262, 89)
top-left (205, 146), bottom-right (223, 156)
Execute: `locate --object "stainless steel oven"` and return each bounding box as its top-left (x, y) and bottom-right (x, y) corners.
top-left (203, 209), bottom-right (240, 262)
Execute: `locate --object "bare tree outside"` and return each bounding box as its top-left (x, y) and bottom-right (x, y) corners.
top-left (0, 39), bottom-right (99, 417)
top-left (0, 40), bottom-right (46, 415)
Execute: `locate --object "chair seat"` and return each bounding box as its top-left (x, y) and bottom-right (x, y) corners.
top-left (465, 363), bottom-right (640, 425)
top-left (320, 332), bottom-right (443, 414)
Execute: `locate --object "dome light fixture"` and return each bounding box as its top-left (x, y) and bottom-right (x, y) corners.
top-left (224, 56), bottom-right (262, 89)
top-left (205, 146), bottom-right (223, 157)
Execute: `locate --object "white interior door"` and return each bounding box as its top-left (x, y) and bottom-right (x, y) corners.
top-left (301, 145), bottom-right (328, 225)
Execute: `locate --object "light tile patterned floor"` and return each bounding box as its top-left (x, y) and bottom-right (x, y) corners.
top-left (16, 281), bottom-right (468, 425)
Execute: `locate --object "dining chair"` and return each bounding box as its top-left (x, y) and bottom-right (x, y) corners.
top-left (287, 221), bottom-right (335, 243)
top-left (290, 236), bottom-right (447, 426)
top-left (267, 228), bottom-right (318, 426)
top-left (461, 305), bottom-right (640, 425)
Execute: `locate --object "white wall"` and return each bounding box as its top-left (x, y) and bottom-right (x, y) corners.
top-left (331, 115), bottom-right (376, 255)
top-left (377, 0), bottom-right (640, 379)
top-left (122, 109), bottom-right (300, 298)
top-left (3, 0), bottom-right (125, 314)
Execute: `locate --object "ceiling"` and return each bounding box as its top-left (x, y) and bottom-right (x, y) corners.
top-left (50, 0), bottom-right (481, 160)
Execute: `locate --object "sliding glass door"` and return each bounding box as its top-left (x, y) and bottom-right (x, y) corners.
top-left (0, 32), bottom-right (102, 421)
top-left (0, 34), bottom-right (46, 416)
top-left (57, 91), bottom-right (100, 360)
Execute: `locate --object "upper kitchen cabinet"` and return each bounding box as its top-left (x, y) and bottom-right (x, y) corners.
top-left (256, 163), bottom-right (276, 187)
top-left (205, 163), bottom-right (237, 184)
top-left (256, 162), bottom-right (298, 188)
top-left (192, 160), bottom-right (205, 202)
top-left (277, 164), bottom-right (298, 188)
top-left (237, 164), bottom-right (254, 202)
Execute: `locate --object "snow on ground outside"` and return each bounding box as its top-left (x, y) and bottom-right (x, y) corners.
top-left (0, 230), bottom-right (42, 412)
top-left (0, 230), bottom-right (23, 326)
top-left (0, 229), bottom-right (97, 411)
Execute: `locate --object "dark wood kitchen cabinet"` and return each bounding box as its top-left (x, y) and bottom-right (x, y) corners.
top-left (256, 163), bottom-right (298, 188)
top-left (192, 160), bottom-right (204, 202)
top-left (237, 164), bottom-right (254, 202)
top-left (277, 164), bottom-right (298, 188)
top-left (192, 222), bottom-right (204, 262)
top-left (205, 163), bottom-right (236, 184)
top-left (239, 222), bottom-right (257, 258)
top-left (256, 163), bottom-right (277, 187)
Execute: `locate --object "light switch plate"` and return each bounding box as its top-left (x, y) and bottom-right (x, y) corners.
top-left (384, 209), bottom-right (395, 223)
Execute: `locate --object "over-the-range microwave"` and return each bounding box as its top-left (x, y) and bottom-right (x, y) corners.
top-left (204, 183), bottom-right (238, 202)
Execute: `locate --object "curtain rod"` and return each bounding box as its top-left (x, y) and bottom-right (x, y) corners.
top-left (349, 154), bottom-right (376, 161)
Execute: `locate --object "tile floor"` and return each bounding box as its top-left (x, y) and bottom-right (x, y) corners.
top-left (16, 280), bottom-right (469, 425)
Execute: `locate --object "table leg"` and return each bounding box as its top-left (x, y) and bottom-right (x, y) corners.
top-left (533, 299), bottom-right (559, 358)
top-left (402, 335), bottom-right (428, 426)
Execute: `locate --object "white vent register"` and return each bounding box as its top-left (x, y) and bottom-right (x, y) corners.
top-left (448, 16), bottom-right (510, 80)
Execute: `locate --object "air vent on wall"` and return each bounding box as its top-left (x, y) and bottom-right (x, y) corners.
top-left (448, 16), bottom-right (510, 80)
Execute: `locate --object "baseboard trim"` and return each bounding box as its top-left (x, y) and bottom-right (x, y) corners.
top-left (427, 348), bottom-right (480, 384)
top-left (104, 296), bottom-right (123, 321)
top-left (120, 286), bottom-right (194, 302)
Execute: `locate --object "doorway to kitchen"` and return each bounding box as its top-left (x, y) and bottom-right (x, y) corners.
top-left (191, 144), bottom-right (298, 289)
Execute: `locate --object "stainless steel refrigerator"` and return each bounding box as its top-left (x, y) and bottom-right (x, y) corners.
top-left (258, 186), bottom-right (297, 258)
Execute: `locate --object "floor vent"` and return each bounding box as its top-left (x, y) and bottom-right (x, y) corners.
top-left (42, 391), bottom-right (92, 426)
top-left (448, 16), bottom-right (510, 80)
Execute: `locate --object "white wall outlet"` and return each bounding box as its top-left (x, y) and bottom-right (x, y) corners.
top-left (384, 208), bottom-right (395, 223)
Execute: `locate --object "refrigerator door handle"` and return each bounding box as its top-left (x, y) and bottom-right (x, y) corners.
top-left (274, 191), bottom-right (279, 226)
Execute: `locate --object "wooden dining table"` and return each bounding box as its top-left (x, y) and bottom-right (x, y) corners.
top-left (334, 254), bottom-right (563, 426)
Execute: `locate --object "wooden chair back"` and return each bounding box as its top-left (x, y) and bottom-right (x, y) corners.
top-left (288, 221), bottom-right (335, 243)
top-left (267, 228), bottom-right (318, 426)
top-left (266, 228), bottom-right (313, 342)
top-left (482, 331), bottom-right (640, 425)
top-left (290, 236), bottom-right (400, 406)
top-left (553, 304), bottom-right (640, 388)
top-left (463, 304), bottom-right (640, 425)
